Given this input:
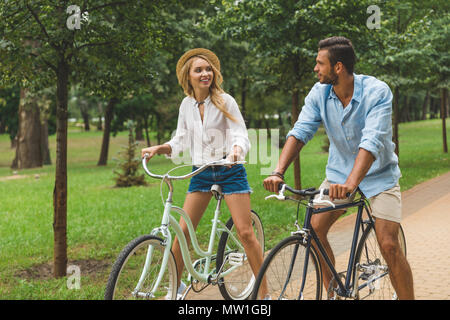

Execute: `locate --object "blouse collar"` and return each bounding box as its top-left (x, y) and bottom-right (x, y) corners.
top-left (191, 94), bottom-right (211, 106)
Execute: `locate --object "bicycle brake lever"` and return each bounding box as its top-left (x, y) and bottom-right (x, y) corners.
top-left (265, 194), bottom-right (286, 200)
top-left (265, 184), bottom-right (286, 201)
top-left (312, 189), bottom-right (335, 208)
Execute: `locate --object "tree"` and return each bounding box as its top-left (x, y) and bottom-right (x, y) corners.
top-left (415, 6), bottom-right (450, 152)
top-left (11, 87), bottom-right (43, 169)
top-left (72, 5), bottom-right (183, 166)
top-left (213, 0), bottom-right (369, 189)
top-left (0, 0), bottom-right (175, 277)
top-left (113, 121), bottom-right (147, 188)
top-left (359, 0), bottom-right (445, 156)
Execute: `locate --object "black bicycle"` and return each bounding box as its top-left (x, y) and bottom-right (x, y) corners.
top-left (251, 183), bottom-right (406, 300)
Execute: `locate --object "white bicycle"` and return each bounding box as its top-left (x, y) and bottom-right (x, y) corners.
top-left (104, 156), bottom-right (264, 300)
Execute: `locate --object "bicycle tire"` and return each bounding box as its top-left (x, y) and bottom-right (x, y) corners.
top-left (216, 210), bottom-right (264, 300)
top-left (251, 235), bottom-right (322, 300)
top-left (104, 234), bottom-right (178, 300)
top-left (354, 223), bottom-right (407, 300)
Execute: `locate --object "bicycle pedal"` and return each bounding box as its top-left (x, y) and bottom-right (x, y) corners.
top-left (228, 252), bottom-right (245, 266)
top-left (359, 273), bottom-right (370, 281)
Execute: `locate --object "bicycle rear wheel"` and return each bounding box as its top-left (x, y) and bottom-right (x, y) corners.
top-left (104, 235), bottom-right (178, 300)
top-left (355, 223), bottom-right (407, 300)
top-left (216, 210), bottom-right (264, 300)
top-left (251, 235), bottom-right (322, 300)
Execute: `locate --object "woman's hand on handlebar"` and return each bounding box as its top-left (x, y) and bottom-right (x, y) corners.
top-left (226, 145), bottom-right (244, 168)
top-left (263, 175), bottom-right (284, 193)
top-left (141, 145), bottom-right (171, 162)
top-left (141, 146), bottom-right (159, 162)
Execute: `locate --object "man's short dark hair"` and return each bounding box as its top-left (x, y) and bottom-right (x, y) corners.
top-left (318, 36), bottom-right (356, 74)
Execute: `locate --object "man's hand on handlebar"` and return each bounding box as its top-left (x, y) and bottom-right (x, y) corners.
top-left (328, 183), bottom-right (356, 201)
top-left (263, 175), bottom-right (284, 193)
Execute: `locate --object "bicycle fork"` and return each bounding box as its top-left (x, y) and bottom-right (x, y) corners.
top-left (133, 202), bottom-right (174, 298)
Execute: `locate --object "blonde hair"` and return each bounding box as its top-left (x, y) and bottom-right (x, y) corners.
top-left (178, 55), bottom-right (237, 122)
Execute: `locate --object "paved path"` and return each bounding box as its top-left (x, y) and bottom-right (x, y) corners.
top-left (185, 171), bottom-right (450, 300)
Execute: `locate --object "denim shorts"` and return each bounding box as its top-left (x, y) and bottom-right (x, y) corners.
top-left (187, 164), bottom-right (252, 195)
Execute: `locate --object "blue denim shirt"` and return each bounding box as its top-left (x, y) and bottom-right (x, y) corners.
top-left (287, 74), bottom-right (401, 198)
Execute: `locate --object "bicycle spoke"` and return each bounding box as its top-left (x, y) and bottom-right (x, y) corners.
top-left (105, 236), bottom-right (177, 300)
top-left (355, 225), bottom-right (406, 300)
top-left (252, 236), bottom-right (322, 300)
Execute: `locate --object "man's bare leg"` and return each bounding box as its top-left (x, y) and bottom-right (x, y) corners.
top-left (375, 218), bottom-right (415, 300)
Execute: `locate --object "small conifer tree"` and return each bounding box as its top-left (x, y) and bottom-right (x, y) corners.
top-left (113, 121), bottom-right (147, 187)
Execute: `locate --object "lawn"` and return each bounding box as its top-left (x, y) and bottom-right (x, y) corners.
top-left (0, 119), bottom-right (448, 299)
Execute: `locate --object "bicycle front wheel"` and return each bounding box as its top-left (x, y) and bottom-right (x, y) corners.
top-left (355, 223), bottom-right (407, 300)
top-left (251, 235), bottom-right (322, 300)
top-left (104, 235), bottom-right (178, 300)
top-left (216, 210), bottom-right (264, 300)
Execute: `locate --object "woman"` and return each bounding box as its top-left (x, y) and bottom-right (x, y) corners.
top-left (141, 48), bottom-right (267, 299)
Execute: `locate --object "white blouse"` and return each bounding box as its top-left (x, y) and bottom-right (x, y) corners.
top-left (165, 93), bottom-right (250, 166)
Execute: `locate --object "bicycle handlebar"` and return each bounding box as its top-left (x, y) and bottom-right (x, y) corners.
top-left (281, 184), bottom-right (330, 196)
top-left (265, 183), bottom-right (352, 208)
top-left (279, 183), bottom-right (352, 197)
top-left (141, 153), bottom-right (246, 181)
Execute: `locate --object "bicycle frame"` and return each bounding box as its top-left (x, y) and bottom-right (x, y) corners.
top-left (134, 161), bottom-right (246, 297)
top-left (297, 197), bottom-right (374, 299)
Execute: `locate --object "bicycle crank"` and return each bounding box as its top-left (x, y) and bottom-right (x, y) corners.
top-left (327, 272), bottom-right (348, 300)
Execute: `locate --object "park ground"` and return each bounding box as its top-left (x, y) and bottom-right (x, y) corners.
top-left (0, 118), bottom-right (449, 299)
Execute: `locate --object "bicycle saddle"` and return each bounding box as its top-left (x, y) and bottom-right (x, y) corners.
top-left (211, 184), bottom-right (223, 200)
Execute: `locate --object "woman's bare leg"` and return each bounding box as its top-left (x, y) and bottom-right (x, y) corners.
top-left (172, 192), bottom-right (212, 287)
top-left (224, 193), bottom-right (268, 298)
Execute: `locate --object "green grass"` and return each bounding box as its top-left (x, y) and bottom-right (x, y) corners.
top-left (0, 119), bottom-right (448, 299)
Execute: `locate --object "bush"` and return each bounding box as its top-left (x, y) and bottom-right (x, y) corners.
top-left (113, 121), bottom-right (147, 187)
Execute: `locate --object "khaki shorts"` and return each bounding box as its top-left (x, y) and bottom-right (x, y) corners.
top-left (314, 179), bottom-right (402, 223)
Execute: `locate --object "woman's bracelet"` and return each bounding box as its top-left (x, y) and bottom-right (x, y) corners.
top-left (269, 171), bottom-right (285, 180)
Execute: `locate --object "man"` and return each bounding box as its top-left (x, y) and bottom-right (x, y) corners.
top-left (263, 36), bottom-right (414, 299)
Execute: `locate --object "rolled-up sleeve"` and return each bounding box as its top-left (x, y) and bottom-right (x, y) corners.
top-left (286, 85), bottom-right (322, 144)
top-left (226, 96), bottom-right (250, 157)
top-left (358, 84), bottom-right (393, 159)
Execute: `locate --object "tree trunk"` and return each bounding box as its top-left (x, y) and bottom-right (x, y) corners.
top-left (155, 112), bottom-right (162, 144)
top-left (265, 118), bottom-right (271, 138)
top-left (404, 95), bottom-right (411, 122)
top-left (441, 88), bottom-right (448, 153)
top-left (97, 97), bottom-right (117, 166)
top-left (241, 78), bottom-right (247, 125)
top-left (144, 115), bottom-right (151, 147)
top-left (432, 96), bottom-right (440, 119)
top-left (135, 119), bottom-right (144, 141)
top-left (393, 86), bottom-right (400, 157)
top-left (291, 89), bottom-right (301, 191)
top-left (399, 94), bottom-right (407, 123)
top-left (40, 96), bottom-right (52, 165)
top-left (81, 107), bottom-right (90, 131)
top-left (11, 87), bottom-right (43, 169)
top-left (97, 101), bottom-right (103, 130)
top-left (422, 91), bottom-right (429, 120)
top-left (11, 136), bottom-right (17, 149)
top-left (447, 92), bottom-right (449, 118)
top-left (53, 60), bottom-right (70, 278)
top-left (41, 117), bottom-right (51, 165)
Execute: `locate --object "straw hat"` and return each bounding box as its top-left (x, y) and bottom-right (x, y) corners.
top-left (176, 48), bottom-right (220, 84)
